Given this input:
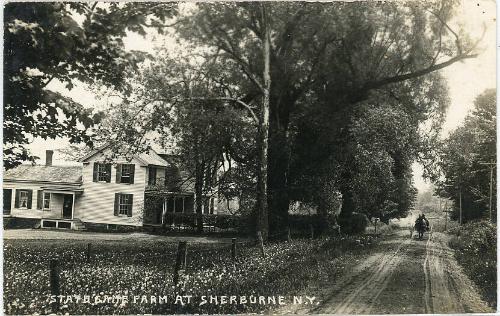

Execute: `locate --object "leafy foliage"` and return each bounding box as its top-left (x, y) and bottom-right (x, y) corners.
top-left (172, 1), bottom-right (478, 233)
top-left (4, 2), bottom-right (177, 169)
top-left (80, 1), bottom-right (478, 235)
top-left (448, 220), bottom-right (496, 307)
top-left (436, 89), bottom-right (496, 221)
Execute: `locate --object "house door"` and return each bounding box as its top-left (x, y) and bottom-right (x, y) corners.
top-left (62, 194), bottom-right (73, 219)
top-left (3, 189), bottom-right (12, 215)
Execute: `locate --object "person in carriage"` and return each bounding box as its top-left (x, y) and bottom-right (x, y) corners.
top-left (414, 214), bottom-right (429, 240)
top-left (422, 214), bottom-right (430, 230)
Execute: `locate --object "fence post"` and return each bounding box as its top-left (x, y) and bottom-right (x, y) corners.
top-left (49, 259), bottom-right (60, 312)
top-left (86, 243), bottom-right (92, 261)
top-left (287, 228), bottom-right (291, 242)
top-left (173, 241), bottom-right (188, 285)
top-left (231, 238), bottom-right (237, 262)
top-left (309, 223), bottom-right (314, 239)
top-left (257, 231), bottom-right (265, 257)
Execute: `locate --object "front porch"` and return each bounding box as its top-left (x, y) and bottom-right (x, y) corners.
top-left (40, 186), bottom-right (83, 220)
top-left (38, 186), bottom-right (86, 230)
top-left (143, 191), bottom-right (195, 226)
top-left (3, 185), bottom-right (86, 230)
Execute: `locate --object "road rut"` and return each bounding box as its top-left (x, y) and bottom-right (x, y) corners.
top-left (275, 229), bottom-right (493, 314)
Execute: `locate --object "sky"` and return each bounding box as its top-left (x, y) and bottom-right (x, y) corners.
top-left (27, 1), bottom-right (497, 193)
top-left (412, 0), bottom-right (496, 193)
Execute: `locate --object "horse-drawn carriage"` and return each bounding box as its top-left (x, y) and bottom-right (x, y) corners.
top-left (410, 215), bottom-right (430, 240)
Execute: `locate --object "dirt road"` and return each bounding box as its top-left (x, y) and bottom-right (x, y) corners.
top-left (277, 228), bottom-right (494, 314)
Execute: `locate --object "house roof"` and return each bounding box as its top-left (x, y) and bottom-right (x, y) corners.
top-left (137, 151), bottom-right (170, 167)
top-left (79, 144), bottom-right (170, 167)
top-left (4, 165), bottom-right (83, 184)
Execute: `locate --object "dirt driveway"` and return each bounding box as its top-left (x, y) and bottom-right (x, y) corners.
top-left (276, 228), bottom-right (493, 314)
top-left (2, 228), bottom-right (237, 244)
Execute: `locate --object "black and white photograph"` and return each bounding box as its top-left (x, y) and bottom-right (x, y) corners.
top-left (2, 1), bottom-right (497, 315)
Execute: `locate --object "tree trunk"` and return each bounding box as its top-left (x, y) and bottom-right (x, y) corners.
top-left (267, 126), bottom-right (290, 236)
top-left (339, 185), bottom-right (355, 218)
top-left (195, 161), bottom-right (204, 233)
top-left (255, 3), bottom-right (271, 240)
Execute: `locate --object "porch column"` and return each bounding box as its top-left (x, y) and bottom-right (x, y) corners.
top-left (161, 197), bottom-right (166, 225)
top-left (41, 192), bottom-right (45, 214)
top-left (173, 197), bottom-right (176, 226)
top-left (71, 192), bottom-right (75, 220)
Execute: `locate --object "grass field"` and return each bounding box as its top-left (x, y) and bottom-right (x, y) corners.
top-left (3, 234), bottom-right (378, 315)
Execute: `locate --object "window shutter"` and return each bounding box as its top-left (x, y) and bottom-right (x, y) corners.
top-left (127, 194), bottom-right (133, 217)
top-left (14, 190), bottom-right (20, 208)
top-left (93, 163), bottom-right (98, 182)
top-left (26, 190), bottom-right (33, 209)
top-left (37, 190), bottom-right (43, 210)
top-left (129, 165), bottom-right (135, 184)
top-left (115, 164), bottom-right (122, 184)
top-left (105, 164), bottom-right (112, 183)
top-left (114, 193), bottom-right (120, 216)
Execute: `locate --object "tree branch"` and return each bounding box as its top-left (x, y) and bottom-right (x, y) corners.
top-left (181, 96), bottom-right (259, 123)
top-left (427, 8), bottom-right (462, 55)
top-left (365, 53), bottom-right (477, 91)
top-left (143, 19), bottom-right (184, 28)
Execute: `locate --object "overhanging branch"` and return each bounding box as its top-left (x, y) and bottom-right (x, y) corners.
top-left (365, 53), bottom-right (477, 91)
top-left (180, 96), bottom-right (259, 123)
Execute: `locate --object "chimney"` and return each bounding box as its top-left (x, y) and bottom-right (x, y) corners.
top-left (45, 150), bottom-right (53, 166)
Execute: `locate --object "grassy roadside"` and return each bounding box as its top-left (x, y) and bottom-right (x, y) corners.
top-left (448, 220), bottom-right (497, 308)
top-left (3, 233), bottom-right (381, 315)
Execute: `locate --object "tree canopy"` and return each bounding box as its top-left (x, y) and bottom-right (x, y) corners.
top-left (4, 2), bottom-right (177, 169)
top-left (171, 1), bottom-right (480, 235)
top-left (436, 89), bottom-right (496, 222)
top-left (52, 1), bottom-right (487, 236)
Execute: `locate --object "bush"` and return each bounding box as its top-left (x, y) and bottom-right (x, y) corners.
top-left (337, 212), bottom-right (370, 235)
top-left (448, 220), bottom-right (496, 307)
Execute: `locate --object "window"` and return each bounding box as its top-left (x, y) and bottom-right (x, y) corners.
top-left (202, 197), bottom-right (215, 214)
top-left (114, 193), bottom-right (133, 217)
top-left (93, 163), bottom-right (111, 183)
top-left (98, 164), bottom-right (108, 181)
top-left (148, 167), bottom-right (157, 185)
top-left (20, 191), bottom-right (29, 208)
top-left (120, 164), bottom-right (134, 184)
top-left (119, 194), bottom-right (131, 215)
top-left (43, 193), bottom-right (51, 210)
top-left (116, 164), bottom-right (135, 184)
top-left (15, 189), bottom-right (32, 209)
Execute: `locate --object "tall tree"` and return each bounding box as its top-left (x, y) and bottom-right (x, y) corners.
top-left (175, 1), bottom-right (482, 235)
top-left (4, 2), bottom-right (177, 169)
top-left (436, 89), bottom-right (496, 222)
top-left (98, 55), bottom-right (258, 232)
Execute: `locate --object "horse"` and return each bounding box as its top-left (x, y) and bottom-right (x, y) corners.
top-left (414, 218), bottom-right (427, 240)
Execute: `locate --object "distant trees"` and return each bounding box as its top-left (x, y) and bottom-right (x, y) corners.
top-left (4, 2), bottom-right (177, 169)
top-left (436, 89), bottom-right (496, 222)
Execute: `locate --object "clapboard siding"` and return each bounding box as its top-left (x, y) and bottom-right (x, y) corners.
top-left (77, 153), bottom-right (147, 226)
top-left (3, 182), bottom-right (64, 219)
